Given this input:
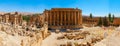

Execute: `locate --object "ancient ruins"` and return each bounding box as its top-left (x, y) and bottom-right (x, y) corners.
top-left (44, 8), bottom-right (82, 29)
top-left (0, 12), bottom-right (50, 46)
top-left (0, 8), bottom-right (120, 46)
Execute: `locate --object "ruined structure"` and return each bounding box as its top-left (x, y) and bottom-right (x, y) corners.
top-left (29, 14), bottom-right (44, 27)
top-left (44, 8), bottom-right (82, 29)
top-left (83, 17), bottom-right (99, 26)
top-left (0, 12), bottom-right (23, 25)
top-left (0, 12), bottom-right (50, 46)
top-left (83, 16), bottom-right (120, 26)
top-left (111, 18), bottom-right (120, 26)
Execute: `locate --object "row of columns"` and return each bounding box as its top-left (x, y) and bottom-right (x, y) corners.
top-left (46, 10), bottom-right (82, 26)
top-left (0, 14), bottom-right (23, 25)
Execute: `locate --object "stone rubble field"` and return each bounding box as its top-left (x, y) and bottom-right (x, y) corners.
top-left (0, 23), bottom-right (50, 46)
top-left (0, 23), bottom-right (120, 46)
top-left (41, 26), bottom-right (120, 46)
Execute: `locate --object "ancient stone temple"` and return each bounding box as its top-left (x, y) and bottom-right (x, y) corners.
top-left (44, 8), bottom-right (82, 29)
top-left (0, 12), bottom-right (23, 25)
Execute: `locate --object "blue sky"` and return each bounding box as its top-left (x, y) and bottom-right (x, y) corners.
top-left (0, 0), bottom-right (120, 17)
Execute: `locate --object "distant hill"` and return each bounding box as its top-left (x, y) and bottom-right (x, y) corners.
top-left (0, 12), bottom-right (6, 15)
top-left (0, 12), bottom-right (38, 15)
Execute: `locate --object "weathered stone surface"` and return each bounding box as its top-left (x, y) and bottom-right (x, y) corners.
top-left (44, 8), bottom-right (82, 29)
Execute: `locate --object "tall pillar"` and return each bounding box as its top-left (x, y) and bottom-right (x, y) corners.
top-left (72, 11), bottom-right (74, 25)
top-left (68, 11), bottom-right (70, 25)
top-left (51, 11), bottom-right (53, 25)
top-left (50, 12), bottom-right (52, 26)
top-left (54, 11), bottom-right (56, 26)
top-left (64, 11), bottom-right (66, 26)
top-left (75, 11), bottom-right (77, 25)
top-left (78, 11), bottom-right (80, 25)
top-left (46, 11), bottom-right (48, 22)
top-left (76, 11), bottom-right (78, 25)
top-left (49, 12), bottom-right (51, 25)
top-left (53, 11), bottom-right (55, 25)
top-left (76, 11), bottom-right (79, 25)
top-left (66, 11), bottom-right (68, 25)
top-left (57, 11), bottom-right (59, 26)
top-left (80, 11), bottom-right (82, 25)
top-left (58, 11), bottom-right (60, 26)
top-left (70, 11), bottom-right (72, 25)
top-left (60, 11), bottom-right (62, 26)
top-left (71, 11), bottom-right (74, 25)
top-left (62, 11), bottom-right (64, 25)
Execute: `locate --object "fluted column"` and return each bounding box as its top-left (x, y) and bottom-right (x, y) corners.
top-left (48, 12), bottom-right (50, 25)
top-left (53, 11), bottom-right (55, 25)
top-left (80, 11), bottom-right (82, 24)
top-left (62, 11), bottom-right (64, 25)
top-left (72, 11), bottom-right (74, 25)
top-left (57, 11), bottom-right (59, 26)
top-left (76, 11), bottom-right (78, 25)
top-left (49, 12), bottom-right (51, 25)
top-left (46, 12), bottom-right (48, 22)
top-left (52, 11), bottom-right (53, 25)
top-left (70, 11), bottom-right (72, 25)
top-left (64, 11), bottom-right (66, 26)
top-left (60, 11), bottom-right (62, 26)
top-left (78, 11), bottom-right (80, 25)
top-left (74, 11), bottom-right (77, 25)
top-left (54, 11), bottom-right (56, 26)
top-left (66, 11), bottom-right (68, 25)
top-left (68, 11), bottom-right (70, 25)
top-left (58, 11), bottom-right (60, 26)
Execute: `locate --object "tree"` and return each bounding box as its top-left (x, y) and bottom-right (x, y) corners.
top-left (113, 14), bottom-right (115, 20)
top-left (22, 16), bottom-right (30, 22)
top-left (97, 17), bottom-right (102, 26)
top-left (103, 16), bottom-right (109, 27)
top-left (111, 14), bottom-right (115, 23)
top-left (108, 13), bottom-right (112, 23)
top-left (90, 13), bottom-right (92, 18)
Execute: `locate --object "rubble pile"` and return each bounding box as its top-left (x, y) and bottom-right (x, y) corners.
top-left (0, 23), bottom-right (50, 46)
top-left (57, 27), bottom-right (115, 46)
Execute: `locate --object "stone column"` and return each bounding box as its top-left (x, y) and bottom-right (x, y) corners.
top-left (53, 11), bottom-right (55, 26)
top-left (66, 11), bottom-right (67, 28)
top-left (14, 17), bottom-right (16, 25)
top-left (80, 11), bottom-right (82, 25)
top-left (46, 11), bottom-right (48, 22)
top-left (68, 11), bottom-right (70, 26)
top-left (47, 12), bottom-right (49, 23)
top-left (6, 15), bottom-right (9, 23)
top-left (71, 11), bottom-right (73, 25)
top-left (62, 11), bottom-right (64, 25)
top-left (50, 12), bottom-right (52, 26)
top-left (76, 11), bottom-right (78, 25)
top-left (57, 11), bottom-right (59, 26)
top-left (51, 11), bottom-right (54, 25)
top-left (53, 11), bottom-right (56, 25)
top-left (74, 11), bottom-right (76, 25)
top-left (58, 11), bottom-right (60, 26)
top-left (49, 12), bottom-right (51, 26)
top-left (60, 11), bottom-right (62, 26)
top-left (73, 11), bottom-right (75, 25)
top-left (77, 12), bottom-right (79, 25)
top-left (63, 11), bottom-right (66, 25)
